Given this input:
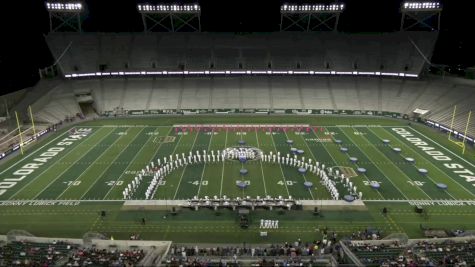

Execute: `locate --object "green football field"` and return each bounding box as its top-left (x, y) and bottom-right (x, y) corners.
top-left (1, 116), bottom-right (474, 243)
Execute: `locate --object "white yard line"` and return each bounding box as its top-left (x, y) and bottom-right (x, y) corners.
top-left (340, 127), bottom-right (418, 200)
top-left (32, 128), bottom-right (118, 200)
top-left (410, 126), bottom-right (475, 169)
top-left (152, 132), bottom-right (185, 199)
top-left (61, 128), bottom-right (144, 200)
top-left (314, 128), bottom-right (386, 200)
top-left (254, 130), bottom-right (268, 196)
top-left (78, 128), bottom-right (147, 200)
top-left (196, 132), bottom-right (214, 197)
top-left (8, 128), bottom-right (106, 200)
top-left (0, 130), bottom-right (71, 176)
top-left (284, 131), bottom-right (314, 200)
top-left (101, 127), bottom-right (174, 200)
top-left (173, 131), bottom-right (200, 200)
top-left (269, 133), bottom-right (291, 197)
top-left (369, 127), bottom-right (460, 200)
top-left (364, 199), bottom-right (475, 203)
top-left (219, 129), bottom-right (228, 197)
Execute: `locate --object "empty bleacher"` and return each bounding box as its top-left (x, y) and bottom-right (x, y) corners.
top-left (27, 75), bottom-right (475, 138)
top-left (16, 30), bottom-right (470, 137)
top-left (46, 31), bottom-right (437, 75)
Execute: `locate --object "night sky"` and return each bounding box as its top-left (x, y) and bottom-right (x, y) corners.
top-left (1, 0), bottom-right (474, 95)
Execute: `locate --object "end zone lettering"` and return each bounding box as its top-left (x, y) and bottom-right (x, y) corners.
top-left (392, 128), bottom-right (475, 187)
top-left (0, 128), bottom-right (93, 197)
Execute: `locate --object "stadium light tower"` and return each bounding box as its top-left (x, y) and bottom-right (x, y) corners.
top-left (280, 3), bottom-right (345, 32)
top-left (137, 3), bottom-right (201, 32)
top-left (400, 2), bottom-right (442, 31)
top-left (45, 1), bottom-right (84, 32)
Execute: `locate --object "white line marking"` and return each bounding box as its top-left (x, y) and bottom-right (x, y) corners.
top-left (77, 128), bottom-right (145, 200)
top-left (284, 131), bottom-right (314, 200)
top-left (8, 128), bottom-right (106, 200)
top-left (102, 127), bottom-right (173, 200)
top-left (254, 130), bottom-right (268, 196)
top-left (369, 127), bottom-right (461, 200)
top-left (59, 128), bottom-right (141, 200)
top-left (219, 129), bottom-right (228, 197)
top-left (32, 128), bottom-right (118, 200)
top-left (173, 131), bottom-right (200, 200)
top-left (197, 132), bottom-right (213, 197)
top-left (269, 133), bottom-right (290, 197)
top-left (316, 128), bottom-right (386, 200)
top-left (0, 130), bottom-right (71, 176)
top-left (151, 132), bottom-right (184, 200)
top-left (410, 126), bottom-right (475, 169)
top-left (341, 127), bottom-right (418, 200)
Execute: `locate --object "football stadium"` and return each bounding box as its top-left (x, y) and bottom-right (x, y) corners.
top-left (0, 0), bottom-right (474, 266)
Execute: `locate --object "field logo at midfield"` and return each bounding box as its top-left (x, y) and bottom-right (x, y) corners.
top-left (224, 146), bottom-right (263, 161)
top-left (392, 128), bottom-right (475, 187)
top-left (333, 166), bottom-right (358, 178)
top-left (0, 128), bottom-right (93, 197)
top-left (152, 136), bottom-right (176, 144)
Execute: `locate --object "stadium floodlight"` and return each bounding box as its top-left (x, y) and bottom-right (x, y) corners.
top-left (137, 3), bottom-right (201, 32)
top-left (45, 1), bottom-right (84, 32)
top-left (281, 3), bottom-right (345, 13)
top-left (400, 1), bottom-right (442, 31)
top-left (137, 4), bottom-right (200, 14)
top-left (46, 2), bottom-right (83, 12)
top-left (280, 3), bottom-right (344, 32)
top-left (402, 2), bottom-right (441, 11)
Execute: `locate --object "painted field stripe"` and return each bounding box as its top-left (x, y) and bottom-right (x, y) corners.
top-left (410, 126), bottom-right (475, 169)
top-left (254, 130), bottom-right (268, 196)
top-left (364, 199), bottom-right (475, 203)
top-left (7, 128), bottom-right (107, 200)
top-left (339, 127), bottom-right (413, 200)
top-left (173, 131), bottom-right (200, 199)
top-left (219, 129), bottom-right (228, 197)
top-left (196, 132), bottom-right (214, 197)
top-left (315, 128), bottom-right (386, 200)
top-left (54, 129), bottom-right (136, 200)
top-left (31, 128), bottom-right (118, 200)
top-left (77, 128), bottom-right (147, 200)
top-left (0, 130), bottom-right (72, 176)
top-left (151, 133), bottom-right (184, 199)
top-left (362, 126), bottom-right (452, 200)
top-left (269, 133), bottom-right (291, 197)
top-left (284, 131), bottom-right (314, 200)
top-left (370, 127), bottom-right (461, 200)
top-left (382, 127), bottom-right (475, 198)
top-left (101, 127), bottom-right (173, 200)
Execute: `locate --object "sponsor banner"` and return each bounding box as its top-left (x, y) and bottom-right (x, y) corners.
top-left (173, 124), bottom-right (310, 128)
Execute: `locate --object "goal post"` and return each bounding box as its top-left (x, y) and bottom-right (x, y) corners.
top-left (448, 105), bottom-right (456, 141)
top-left (448, 105), bottom-right (472, 155)
top-left (462, 110), bottom-right (472, 155)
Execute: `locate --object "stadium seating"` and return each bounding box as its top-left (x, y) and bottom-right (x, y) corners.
top-left (46, 32), bottom-right (437, 75)
top-left (411, 240), bottom-right (475, 266)
top-left (349, 242), bottom-right (405, 266)
top-left (18, 31), bottom-right (468, 135)
top-left (0, 240), bottom-right (78, 266)
top-left (28, 75), bottom-right (475, 136)
top-left (0, 237), bottom-right (168, 267)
